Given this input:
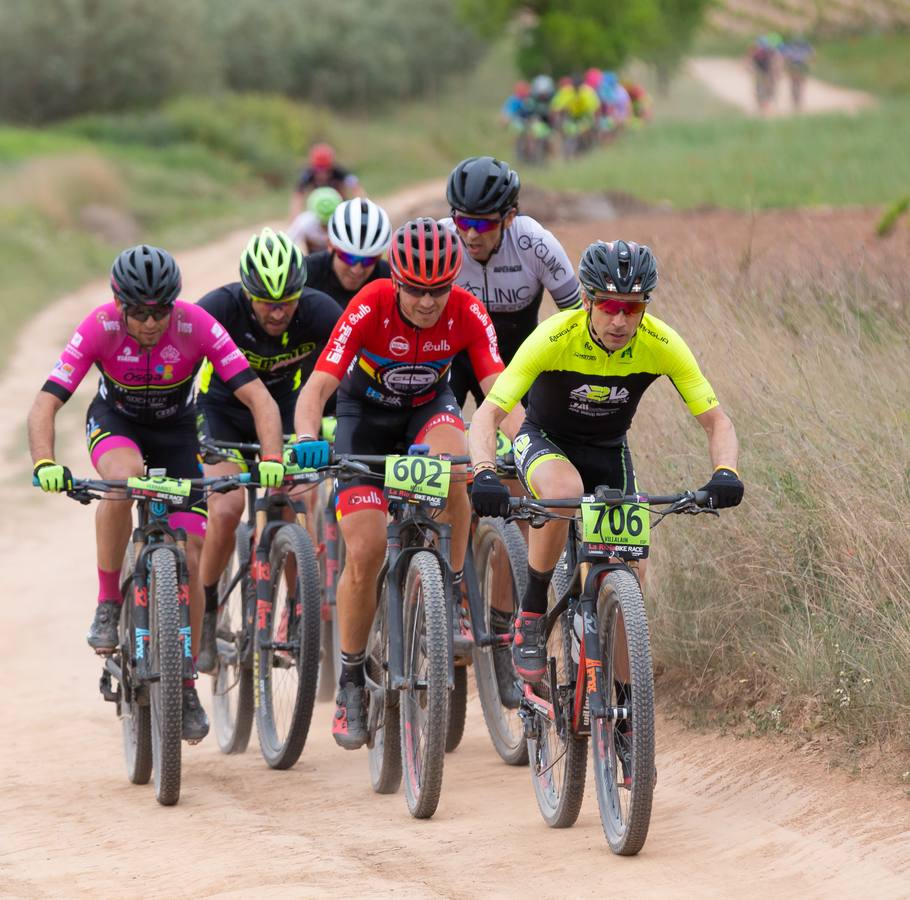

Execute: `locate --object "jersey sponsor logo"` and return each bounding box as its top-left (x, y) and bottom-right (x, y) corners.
top-left (548, 322), bottom-right (579, 343)
top-left (243, 342), bottom-right (316, 373)
top-left (70, 332), bottom-right (83, 348)
top-left (154, 404), bottom-right (180, 418)
top-left (326, 321), bottom-right (353, 365)
top-left (159, 344), bottom-right (180, 363)
top-left (485, 323), bottom-right (502, 363)
top-left (638, 322), bottom-right (669, 344)
top-left (220, 349), bottom-right (243, 366)
top-left (568, 383), bottom-right (630, 416)
top-left (513, 433), bottom-right (531, 464)
top-left (211, 323), bottom-right (225, 338)
top-left (380, 364), bottom-right (438, 393)
top-left (177, 320), bottom-right (193, 334)
top-left (516, 233), bottom-right (567, 281)
top-left (347, 303), bottom-right (371, 325)
top-left (365, 385), bottom-right (403, 405)
top-left (492, 264), bottom-right (522, 273)
top-left (389, 335), bottom-right (410, 357)
top-left (213, 332), bottom-right (231, 351)
top-left (422, 339), bottom-right (450, 353)
top-left (101, 318), bottom-right (120, 332)
top-left (51, 360), bottom-right (74, 383)
top-left (117, 347), bottom-right (141, 363)
top-left (65, 343), bottom-right (84, 360)
top-left (154, 363), bottom-right (174, 381)
top-left (574, 351), bottom-right (596, 361)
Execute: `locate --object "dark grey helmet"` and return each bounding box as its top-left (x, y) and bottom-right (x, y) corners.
top-left (110, 244), bottom-right (181, 307)
top-left (578, 240), bottom-right (658, 297)
top-left (446, 156), bottom-right (520, 215)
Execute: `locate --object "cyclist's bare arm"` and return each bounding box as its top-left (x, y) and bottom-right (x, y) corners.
top-left (696, 404), bottom-right (739, 471)
top-left (233, 379), bottom-right (283, 460)
top-left (294, 369), bottom-right (340, 439)
top-left (469, 398), bottom-right (509, 469)
top-left (478, 373), bottom-right (524, 440)
top-left (27, 390), bottom-right (63, 464)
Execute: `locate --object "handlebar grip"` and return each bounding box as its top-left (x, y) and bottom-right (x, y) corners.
top-left (694, 489), bottom-right (710, 506)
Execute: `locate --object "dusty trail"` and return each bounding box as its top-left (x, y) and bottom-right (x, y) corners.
top-left (688, 56), bottom-right (875, 117)
top-left (2, 189), bottom-right (908, 898)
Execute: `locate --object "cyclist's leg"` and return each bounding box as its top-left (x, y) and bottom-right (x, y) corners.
top-left (85, 402), bottom-right (144, 649)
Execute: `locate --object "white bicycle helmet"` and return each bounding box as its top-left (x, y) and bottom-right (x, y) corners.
top-left (328, 198), bottom-right (392, 257)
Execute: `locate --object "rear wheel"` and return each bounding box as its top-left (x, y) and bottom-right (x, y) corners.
top-left (528, 601), bottom-right (587, 828)
top-left (255, 525), bottom-right (321, 769)
top-left (119, 555), bottom-right (152, 785)
top-left (212, 523), bottom-right (254, 754)
top-left (591, 568), bottom-right (655, 855)
top-left (149, 549), bottom-right (183, 806)
top-left (400, 551), bottom-right (449, 819)
top-left (367, 579), bottom-right (402, 794)
top-left (473, 518), bottom-right (529, 765)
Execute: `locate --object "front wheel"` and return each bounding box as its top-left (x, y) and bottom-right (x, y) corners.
top-left (149, 549), bottom-right (183, 806)
top-left (591, 568), bottom-right (655, 855)
top-left (212, 523), bottom-right (255, 754)
top-left (255, 524), bottom-right (321, 769)
top-left (400, 551), bottom-right (449, 819)
top-left (528, 600), bottom-right (587, 828)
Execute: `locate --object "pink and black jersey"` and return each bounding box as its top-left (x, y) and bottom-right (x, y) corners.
top-left (43, 301), bottom-right (255, 423)
top-left (315, 280), bottom-right (503, 408)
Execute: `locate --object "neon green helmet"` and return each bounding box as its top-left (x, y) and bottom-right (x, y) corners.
top-left (240, 227), bottom-right (306, 301)
top-left (308, 186), bottom-right (343, 226)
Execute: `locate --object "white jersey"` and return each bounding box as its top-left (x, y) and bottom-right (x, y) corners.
top-left (288, 211), bottom-right (329, 253)
top-left (439, 214), bottom-right (580, 354)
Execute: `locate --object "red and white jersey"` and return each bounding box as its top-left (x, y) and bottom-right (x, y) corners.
top-left (315, 279), bottom-right (503, 407)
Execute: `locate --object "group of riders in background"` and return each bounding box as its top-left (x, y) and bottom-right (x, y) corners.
top-left (749, 32), bottom-right (815, 115)
top-left (499, 69), bottom-right (652, 165)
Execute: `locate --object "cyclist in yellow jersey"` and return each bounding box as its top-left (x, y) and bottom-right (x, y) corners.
top-left (469, 240), bottom-right (743, 683)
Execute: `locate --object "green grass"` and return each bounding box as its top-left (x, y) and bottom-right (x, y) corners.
top-left (814, 31), bottom-right (910, 96)
top-left (526, 97), bottom-right (910, 209)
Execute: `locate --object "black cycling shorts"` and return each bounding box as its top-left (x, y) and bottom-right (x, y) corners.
top-left (333, 388), bottom-right (465, 517)
top-left (86, 396), bottom-right (207, 532)
top-left (197, 394), bottom-right (296, 468)
top-left (512, 421), bottom-right (636, 499)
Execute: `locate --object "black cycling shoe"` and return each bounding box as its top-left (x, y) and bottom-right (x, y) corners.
top-left (490, 610), bottom-right (521, 709)
top-left (86, 600), bottom-right (121, 652)
top-left (182, 686), bottom-right (210, 743)
top-left (511, 611), bottom-right (547, 682)
top-left (195, 610), bottom-right (218, 674)
top-left (332, 682), bottom-right (368, 750)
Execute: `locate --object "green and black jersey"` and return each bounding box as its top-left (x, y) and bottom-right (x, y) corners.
top-left (487, 308), bottom-right (718, 446)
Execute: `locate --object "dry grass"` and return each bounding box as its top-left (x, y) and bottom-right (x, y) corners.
top-left (0, 152), bottom-right (127, 228)
top-left (628, 253), bottom-right (910, 761)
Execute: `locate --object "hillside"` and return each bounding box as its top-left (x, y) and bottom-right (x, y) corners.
top-left (707, 0), bottom-right (910, 37)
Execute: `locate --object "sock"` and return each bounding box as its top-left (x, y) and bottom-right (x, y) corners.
top-left (490, 607), bottom-right (513, 633)
top-left (98, 567), bottom-right (122, 605)
top-left (452, 569), bottom-right (463, 589)
top-left (339, 649), bottom-right (366, 688)
top-left (520, 565), bottom-right (554, 615)
top-left (203, 582), bottom-right (219, 614)
top-left (183, 678), bottom-right (195, 689)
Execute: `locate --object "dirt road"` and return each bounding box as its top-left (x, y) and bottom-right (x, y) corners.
top-left (688, 56), bottom-right (875, 117)
top-left (2, 193), bottom-right (908, 898)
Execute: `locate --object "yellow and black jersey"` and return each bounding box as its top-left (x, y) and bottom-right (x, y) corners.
top-left (486, 308), bottom-right (718, 445)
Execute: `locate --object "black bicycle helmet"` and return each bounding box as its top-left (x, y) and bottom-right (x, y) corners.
top-left (446, 156), bottom-right (520, 216)
top-left (110, 244), bottom-right (182, 307)
top-left (578, 240), bottom-right (658, 298)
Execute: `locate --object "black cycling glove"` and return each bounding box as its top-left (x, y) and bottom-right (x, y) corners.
top-left (471, 469), bottom-right (511, 518)
top-left (700, 467), bottom-right (744, 509)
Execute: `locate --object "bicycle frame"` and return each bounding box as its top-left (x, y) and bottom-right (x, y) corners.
top-left (519, 532), bottom-right (634, 739)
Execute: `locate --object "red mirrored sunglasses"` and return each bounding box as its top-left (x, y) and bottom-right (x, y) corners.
top-left (591, 295), bottom-right (648, 317)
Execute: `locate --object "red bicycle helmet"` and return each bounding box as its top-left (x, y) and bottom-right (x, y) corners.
top-left (309, 142), bottom-right (335, 169)
top-left (389, 218), bottom-right (463, 289)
